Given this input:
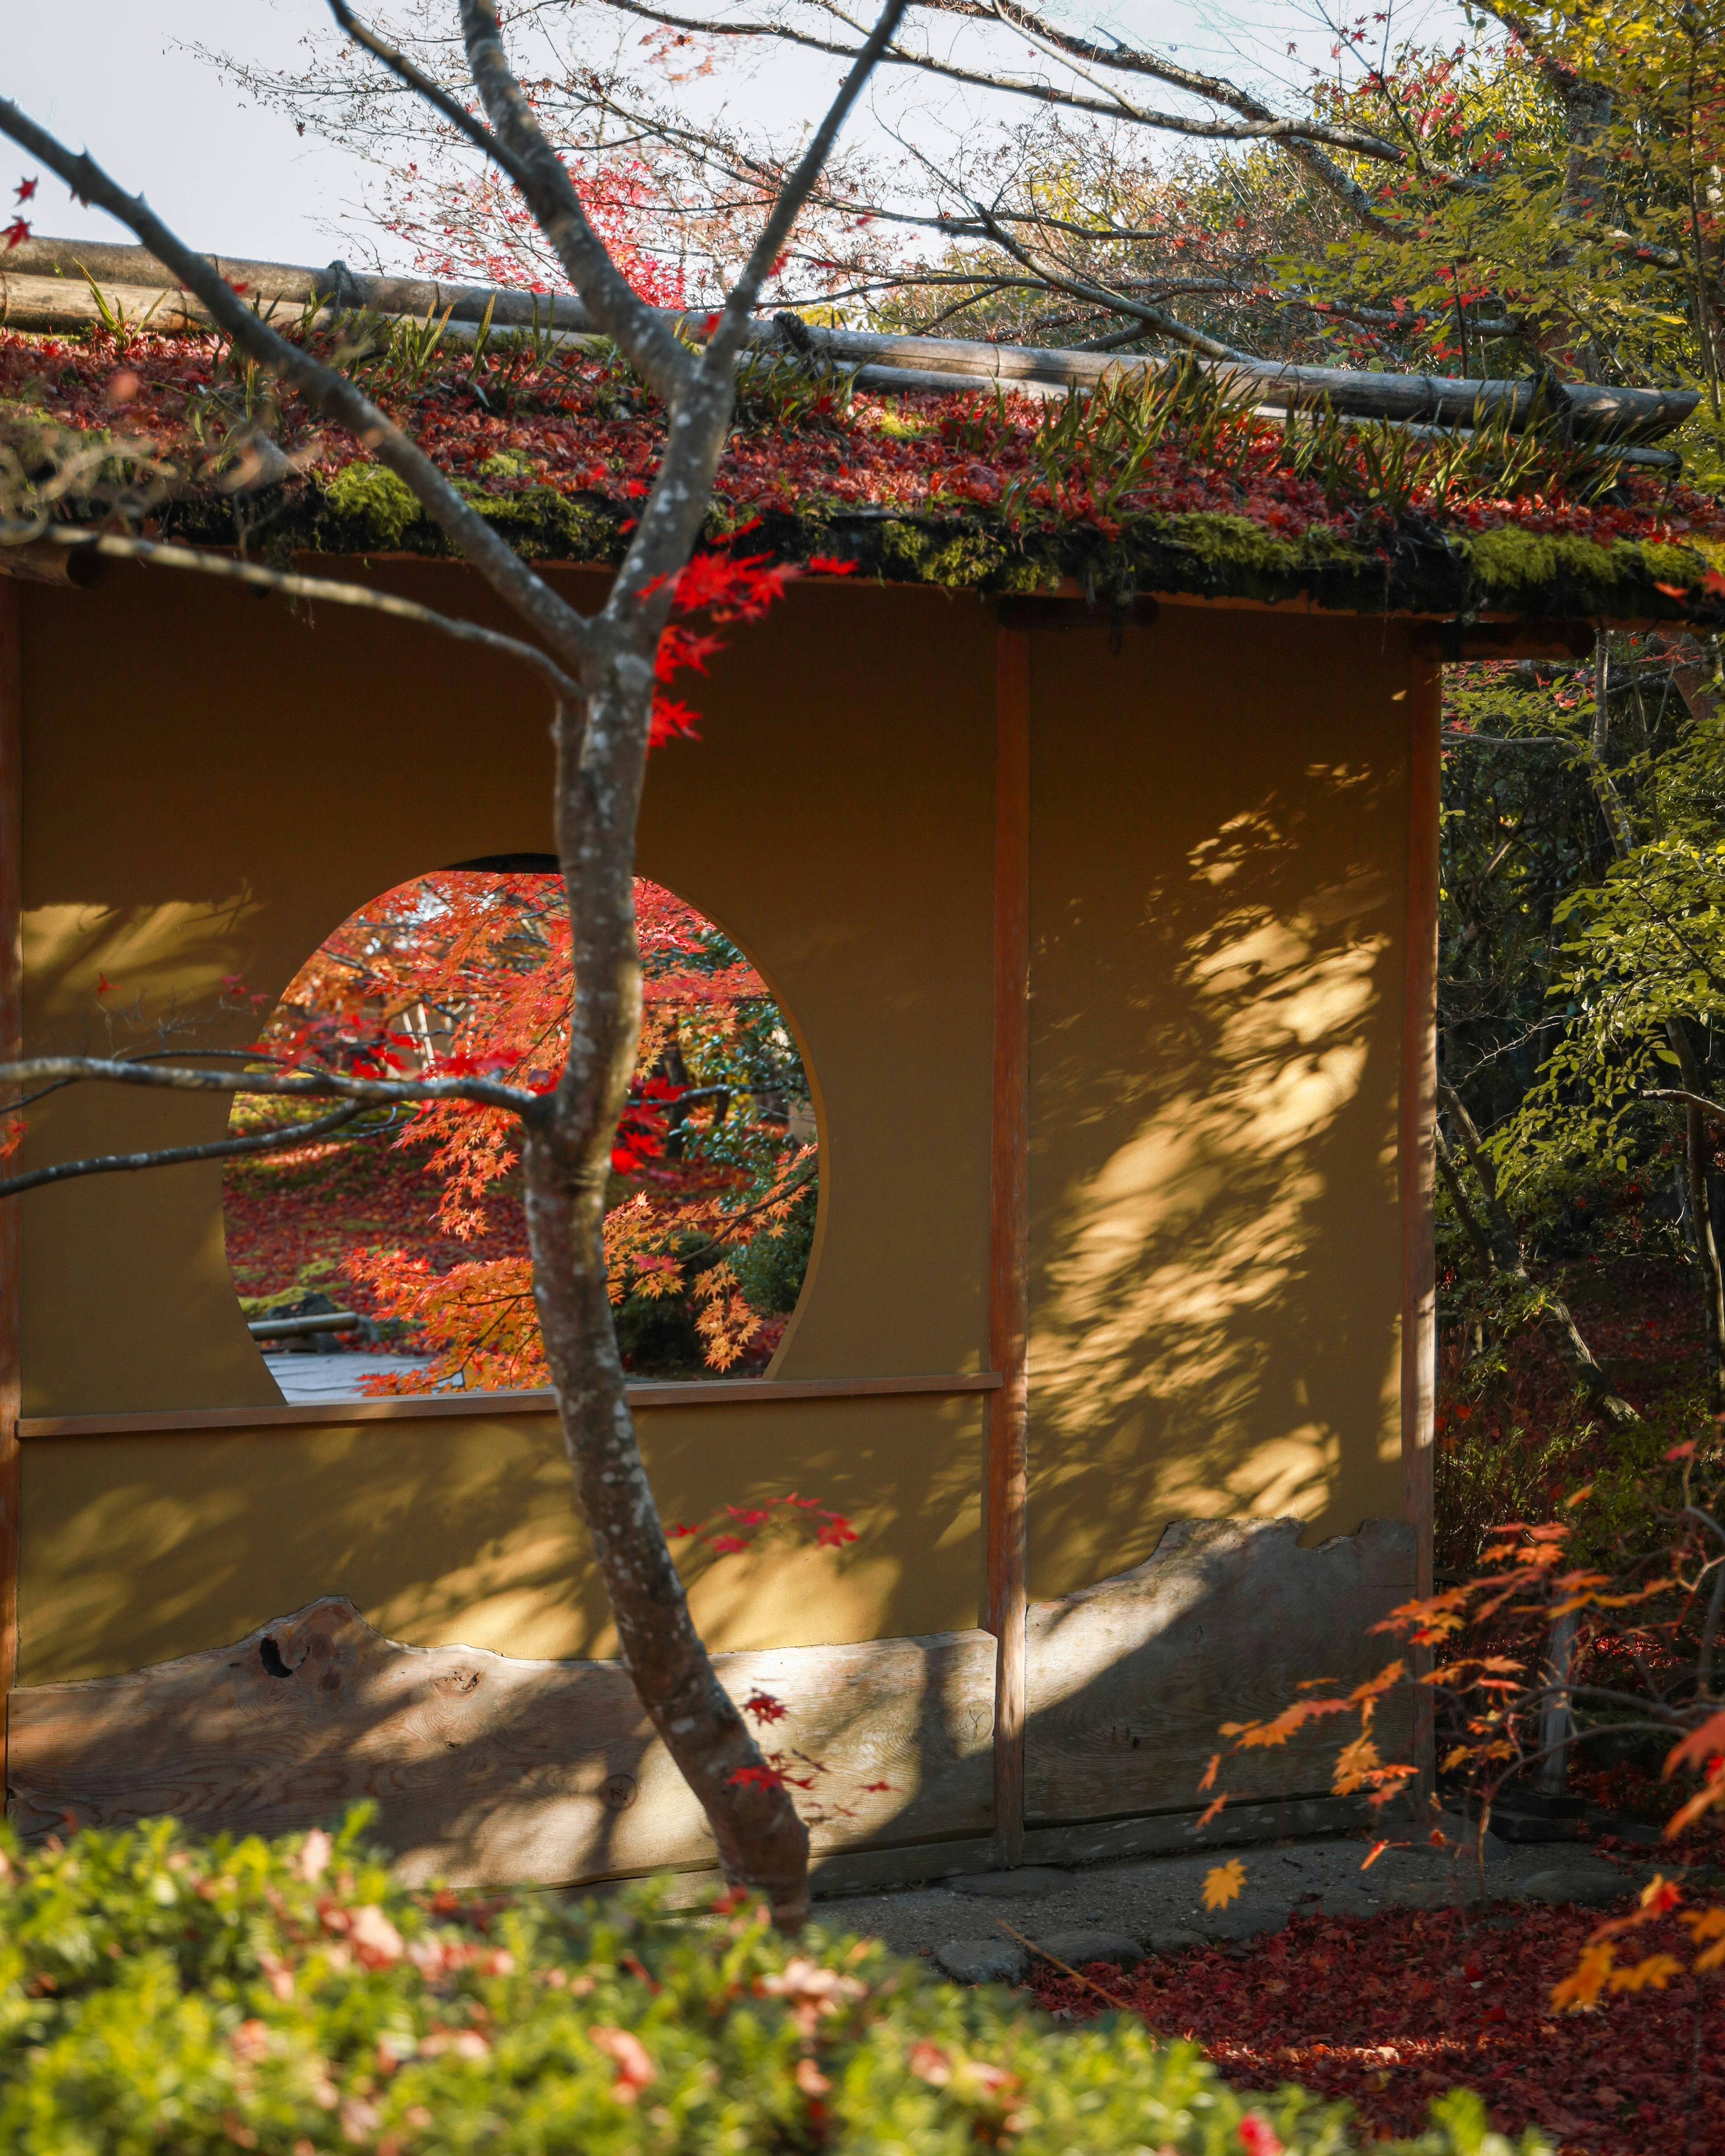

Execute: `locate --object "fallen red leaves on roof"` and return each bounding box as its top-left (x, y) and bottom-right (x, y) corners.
top-left (6, 326), bottom-right (1722, 559)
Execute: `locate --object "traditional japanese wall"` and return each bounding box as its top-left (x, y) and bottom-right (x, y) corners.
top-left (11, 561), bottom-right (995, 1681)
top-left (1023, 607), bottom-right (1411, 1599)
top-left (8, 561), bottom-right (1412, 1700)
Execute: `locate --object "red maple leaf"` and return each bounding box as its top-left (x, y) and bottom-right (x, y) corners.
top-left (727, 1763), bottom-right (787, 1789)
top-left (742, 1690), bottom-right (789, 1723)
top-left (14, 177), bottom-right (37, 203)
top-left (3, 217), bottom-right (31, 251)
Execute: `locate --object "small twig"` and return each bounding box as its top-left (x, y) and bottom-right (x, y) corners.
top-left (0, 1099), bottom-right (367, 1199)
top-left (36, 531), bottom-right (581, 702)
top-left (994, 1918), bottom-right (1127, 2005)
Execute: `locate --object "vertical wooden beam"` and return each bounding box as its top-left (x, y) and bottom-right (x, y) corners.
top-left (1401, 657), bottom-right (1441, 1808)
top-left (0, 582), bottom-right (21, 1769)
top-left (1400, 659), bottom-right (1441, 1600)
top-left (989, 621), bottom-right (1031, 1867)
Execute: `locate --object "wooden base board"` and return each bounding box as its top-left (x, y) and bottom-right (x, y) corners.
top-left (6, 1516), bottom-right (1415, 1888)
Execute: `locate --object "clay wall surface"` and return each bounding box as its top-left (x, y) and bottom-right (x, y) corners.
top-left (11, 562), bottom-right (1411, 1697)
top-left (1023, 610), bottom-right (1411, 1598)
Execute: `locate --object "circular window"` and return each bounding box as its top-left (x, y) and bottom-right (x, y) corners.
top-left (222, 868), bottom-right (818, 1401)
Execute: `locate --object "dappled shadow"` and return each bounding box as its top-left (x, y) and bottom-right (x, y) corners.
top-left (1025, 619), bottom-right (1408, 1596)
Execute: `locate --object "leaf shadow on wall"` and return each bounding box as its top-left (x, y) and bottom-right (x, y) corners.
top-left (1026, 750), bottom-right (1405, 1601)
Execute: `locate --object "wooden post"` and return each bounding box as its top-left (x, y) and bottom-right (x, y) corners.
top-left (989, 620), bottom-right (1031, 1867)
top-left (1401, 658), bottom-right (1441, 1807)
top-left (0, 582), bottom-right (21, 1772)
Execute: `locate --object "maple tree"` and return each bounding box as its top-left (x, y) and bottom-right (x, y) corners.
top-left (234, 867), bottom-right (816, 1391)
top-left (1198, 1439), bottom-right (1725, 2042)
top-left (0, 0), bottom-right (912, 1929)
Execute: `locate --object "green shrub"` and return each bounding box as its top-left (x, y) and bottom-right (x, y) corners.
top-left (0, 1808), bottom-right (1540, 2156)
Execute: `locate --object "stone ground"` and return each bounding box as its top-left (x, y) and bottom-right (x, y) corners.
top-left (774, 1820), bottom-right (1695, 1986)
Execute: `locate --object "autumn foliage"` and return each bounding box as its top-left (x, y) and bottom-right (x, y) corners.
top-left (229, 860), bottom-right (815, 1391)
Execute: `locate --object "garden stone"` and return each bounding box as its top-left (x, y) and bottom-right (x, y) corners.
top-left (1034, 1931), bottom-right (1145, 1972)
top-left (1191, 1900), bottom-right (1294, 1941)
top-left (1311, 1886), bottom-right (1381, 1920)
top-left (949, 1867), bottom-right (1072, 1899)
top-left (1513, 1864), bottom-right (1628, 1908)
top-left (935, 1937), bottom-right (1029, 1985)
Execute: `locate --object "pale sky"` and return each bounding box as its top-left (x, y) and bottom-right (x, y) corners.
top-left (6, 0), bottom-right (1464, 273)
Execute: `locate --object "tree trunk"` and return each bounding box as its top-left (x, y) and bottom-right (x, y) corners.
top-left (524, 667), bottom-right (811, 1928)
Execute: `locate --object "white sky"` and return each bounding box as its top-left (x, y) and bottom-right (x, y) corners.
top-left (6, 0), bottom-right (1465, 273)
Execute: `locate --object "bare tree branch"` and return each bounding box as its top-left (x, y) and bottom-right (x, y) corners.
top-left (0, 1100), bottom-right (368, 1201)
top-left (0, 1056), bottom-right (535, 1116)
top-left (585, 0), bottom-right (1408, 159)
top-left (1641, 1087), bottom-right (1725, 1125)
top-left (0, 95), bottom-right (595, 673)
top-left (18, 532), bottom-right (581, 701)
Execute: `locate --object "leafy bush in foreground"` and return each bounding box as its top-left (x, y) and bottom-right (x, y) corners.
top-left (0, 1809), bottom-right (1539, 2156)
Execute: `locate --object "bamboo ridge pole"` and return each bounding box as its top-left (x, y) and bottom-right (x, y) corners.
top-left (3, 239), bottom-right (1698, 445)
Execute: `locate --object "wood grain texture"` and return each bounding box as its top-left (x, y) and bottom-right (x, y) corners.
top-left (18, 1370), bottom-right (1003, 1442)
top-left (1023, 1517), bottom-right (1416, 1824)
top-left (0, 582), bottom-right (21, 1771)
top-left (1401, 664), bottom-right (1442, 1606)
top-left (990, 619), bottom-right (1032, 1865)
top-left (7, 1600), bottom-right (996, 1886)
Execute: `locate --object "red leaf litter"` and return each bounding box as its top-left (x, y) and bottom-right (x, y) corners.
top-left (1025, 1900), bottom-right (1725, 2154)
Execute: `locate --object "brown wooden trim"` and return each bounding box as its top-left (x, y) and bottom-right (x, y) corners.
top-left (17, 1370), bottom-right (1003, 1442)
top-left (1400, 662), bottom-right (1441, 1598)
top-left (1401, 659), bottom-right (1442, 1803)
top-left (0, 582), bottom-right (21, 1776)
top-left (1410, 619), bottom-right (1594, 663)
top-left (989, 619), bottom-right (1032, 1867)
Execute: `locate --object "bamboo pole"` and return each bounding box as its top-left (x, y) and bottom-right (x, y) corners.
top-left (3, 239), bottom-right (1697, 443)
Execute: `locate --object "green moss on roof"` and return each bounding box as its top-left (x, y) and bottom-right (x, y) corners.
top-left (164, 455), bottom-right (1723, 630)
top-left (4, 322), bottom-right (1722, 627)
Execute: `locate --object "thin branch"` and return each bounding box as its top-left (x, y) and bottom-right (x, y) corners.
top-left (456, 0), bottom-right (695, 405)
top-left (1641, 1087), bottom-right (1725, 1126)
top-left (327, 2), bottom-right (525, 186)
top-left (0, 1100), bottom-right (367, 1201)
top-left (720, 0), bottom-right (913, 328)
top-left (586, 0), bottom-right (1409, 157)
top-left (0, 95), bottom-right (593, 675)
top-left (27, 532), bottom-right (580, 700)
top-left (0, 1055), bottom-right (534, 1116)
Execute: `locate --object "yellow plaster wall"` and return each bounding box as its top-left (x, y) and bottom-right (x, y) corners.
top-left (14, 562), bottom-right (995, 1679)
top-left (10, 562), bottom-right (1413, 1684)
top-left (15, 1394), bottom-right (984, 1685)
top-left (1024, 608), bottom-right (1412, 1598)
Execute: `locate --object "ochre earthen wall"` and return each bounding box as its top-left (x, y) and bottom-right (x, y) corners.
top-left (12, 564), bottom-right (1411, 1685)
top-left (1023, 610), bottom-right (1410, 1597)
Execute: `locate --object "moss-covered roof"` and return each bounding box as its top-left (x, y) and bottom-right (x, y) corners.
top-left (4, 325), bottom-right (1723, 627)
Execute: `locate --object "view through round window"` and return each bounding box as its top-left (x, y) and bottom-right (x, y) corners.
top-left (222, 869), bottom-right (818, 1402)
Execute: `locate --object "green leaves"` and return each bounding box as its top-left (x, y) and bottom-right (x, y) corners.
top-left (0, 1808), bottom-right (1536, 2156)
